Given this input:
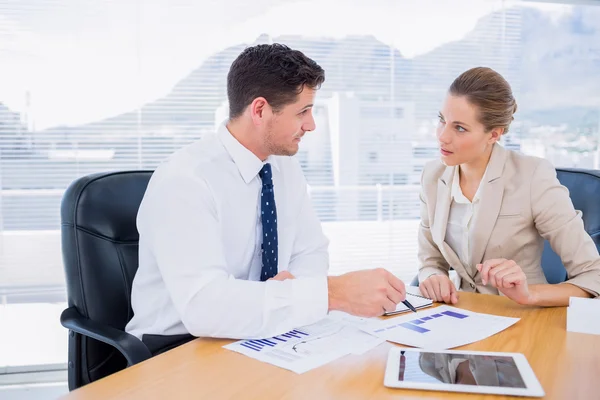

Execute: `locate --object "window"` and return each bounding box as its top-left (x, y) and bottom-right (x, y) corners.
top-left (394, 107), bottom-right (404, 119)
top-left (1, 0), bottom-right (598, 372)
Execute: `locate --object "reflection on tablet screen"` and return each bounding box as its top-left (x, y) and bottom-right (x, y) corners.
top-left (399, 351), bottom-right (526, 388)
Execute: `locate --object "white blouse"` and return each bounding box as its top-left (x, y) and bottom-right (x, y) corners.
top-left (444, 166), bottom-right (487, 271)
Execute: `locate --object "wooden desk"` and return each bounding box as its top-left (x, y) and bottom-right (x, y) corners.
top-left (61, 293), bottom-right (600, 400)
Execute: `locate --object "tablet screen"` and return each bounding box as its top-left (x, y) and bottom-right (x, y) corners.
top-left (398, 350), bottom-right (527, 388)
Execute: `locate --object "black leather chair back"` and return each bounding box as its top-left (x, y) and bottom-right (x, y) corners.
top-left (61, 171), bottom-right (152, 387)
top-left (541, 168), bottom-right (600, 283)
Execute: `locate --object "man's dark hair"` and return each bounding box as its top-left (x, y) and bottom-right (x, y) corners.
top-left (227, 43), bottom-right (325, 119)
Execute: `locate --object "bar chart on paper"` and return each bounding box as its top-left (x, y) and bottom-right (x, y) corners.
top-left (389, 310), bottom-right (470, 334)
top-left (237, 329), bottom-right (310, 353)
top-left (369, 306), bottom-right (520, 349)
top-left (224, 318), bottom-right (384, 373)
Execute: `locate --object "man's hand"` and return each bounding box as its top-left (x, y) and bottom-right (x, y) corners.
top-left (268, 271), bottom-right (295, 281)
top-left (327, 268), bottom-right (406, 317)
top-left (477, 259), bottom-right (531, 305)
top-left (419, 274), bottom-right (459, 304)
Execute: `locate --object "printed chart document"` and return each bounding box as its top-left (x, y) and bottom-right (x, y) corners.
top-left (224, 317), bottom-right (384, 374)
top-left (366, 306), bottom-right (519, 349)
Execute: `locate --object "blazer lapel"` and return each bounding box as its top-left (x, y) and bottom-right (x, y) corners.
top-left (431, 166), bottom-right (454, 246)
top-left (431, 166), bottom-right (468, 279)
top-left (470, 143), bottom-right (508, 267)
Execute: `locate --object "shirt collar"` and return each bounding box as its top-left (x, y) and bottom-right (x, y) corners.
top-left (451, 164), bottom-right (488, 204)
top-left (217, 120), bottom-right (280, 184)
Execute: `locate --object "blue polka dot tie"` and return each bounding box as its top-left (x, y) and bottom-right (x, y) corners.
top-left (259, 163), bottom-right (278, 281)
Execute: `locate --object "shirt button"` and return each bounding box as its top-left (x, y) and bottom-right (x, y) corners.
top-left (470, 283), bottom-right (476, 289)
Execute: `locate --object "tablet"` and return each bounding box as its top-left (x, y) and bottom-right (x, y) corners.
top-left (384, 348), bottom-right (544, 397)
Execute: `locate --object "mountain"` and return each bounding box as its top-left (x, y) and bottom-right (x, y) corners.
top-left (43, 4), bottom-right (600, 137)
top-left (517, 6), bottom-right (600, 133)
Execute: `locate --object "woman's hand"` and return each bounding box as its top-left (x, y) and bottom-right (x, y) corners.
top-left (477, 259), bottom-right (531, 305)
top-left (419, 274), bottom-right (459, 304)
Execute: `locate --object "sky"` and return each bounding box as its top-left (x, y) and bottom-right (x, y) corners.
top-left (0, 0), bottom-right (574, 130)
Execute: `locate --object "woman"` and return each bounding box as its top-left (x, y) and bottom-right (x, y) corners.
top-left (418, 67), bottom-right (600, 306)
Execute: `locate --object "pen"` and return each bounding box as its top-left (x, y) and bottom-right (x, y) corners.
top-left (402, 299), bottom-right (417, 313)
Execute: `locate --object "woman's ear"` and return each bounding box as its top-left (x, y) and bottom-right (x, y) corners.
top-left (488, 127), bottom-right (505, 144)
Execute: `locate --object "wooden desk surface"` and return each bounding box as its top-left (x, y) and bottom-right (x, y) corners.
top-left (61, 292), bottom-right (600, 400)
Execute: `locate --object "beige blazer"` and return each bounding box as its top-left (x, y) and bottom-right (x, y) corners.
top-left (418, 143), bottom-right (600, 297)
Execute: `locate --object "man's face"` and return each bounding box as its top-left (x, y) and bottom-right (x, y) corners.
top-left (263, 86), bottom-right (317, 156)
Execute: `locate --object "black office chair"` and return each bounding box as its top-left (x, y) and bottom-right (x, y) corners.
top-left (60, 171), bottom-right (153, 390)
top-left (411, 167), bottom-right (600, 286)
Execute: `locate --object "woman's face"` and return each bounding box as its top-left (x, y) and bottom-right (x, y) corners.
top-left (436, 94), bottom-right (500, 167)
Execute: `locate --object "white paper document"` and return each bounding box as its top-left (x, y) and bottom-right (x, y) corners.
top-left (366, 305), bottom-right (520, 349)
top-left (328, 312), bottom-right (384, 332)
top-left (567, 297), bottom-right (600, 335)
top-left (224, 317), bottom-right (385, 373)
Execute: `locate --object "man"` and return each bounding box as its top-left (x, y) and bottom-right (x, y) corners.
top-left (126, 43), bottom-right (407, 355)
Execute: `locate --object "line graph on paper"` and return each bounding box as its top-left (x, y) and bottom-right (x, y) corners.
top-left (223, 317), bottom-right (384, 373)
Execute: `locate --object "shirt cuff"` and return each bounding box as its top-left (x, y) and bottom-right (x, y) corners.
top-left (290, 276), bottom-right (328, 327)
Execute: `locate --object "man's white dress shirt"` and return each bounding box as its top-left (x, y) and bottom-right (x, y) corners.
top-left (125, 122), bottom-right (329, 340)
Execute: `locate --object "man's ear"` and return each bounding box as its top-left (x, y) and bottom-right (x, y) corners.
top-left (250, 97), bottom-right (269, 126)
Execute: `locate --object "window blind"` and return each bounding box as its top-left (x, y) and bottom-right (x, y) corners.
top-left (0, 0), bottom-right (598, 301)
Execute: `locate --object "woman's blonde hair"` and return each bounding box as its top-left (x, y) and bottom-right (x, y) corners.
top-left (449, 67), bottom-right (517, 134)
